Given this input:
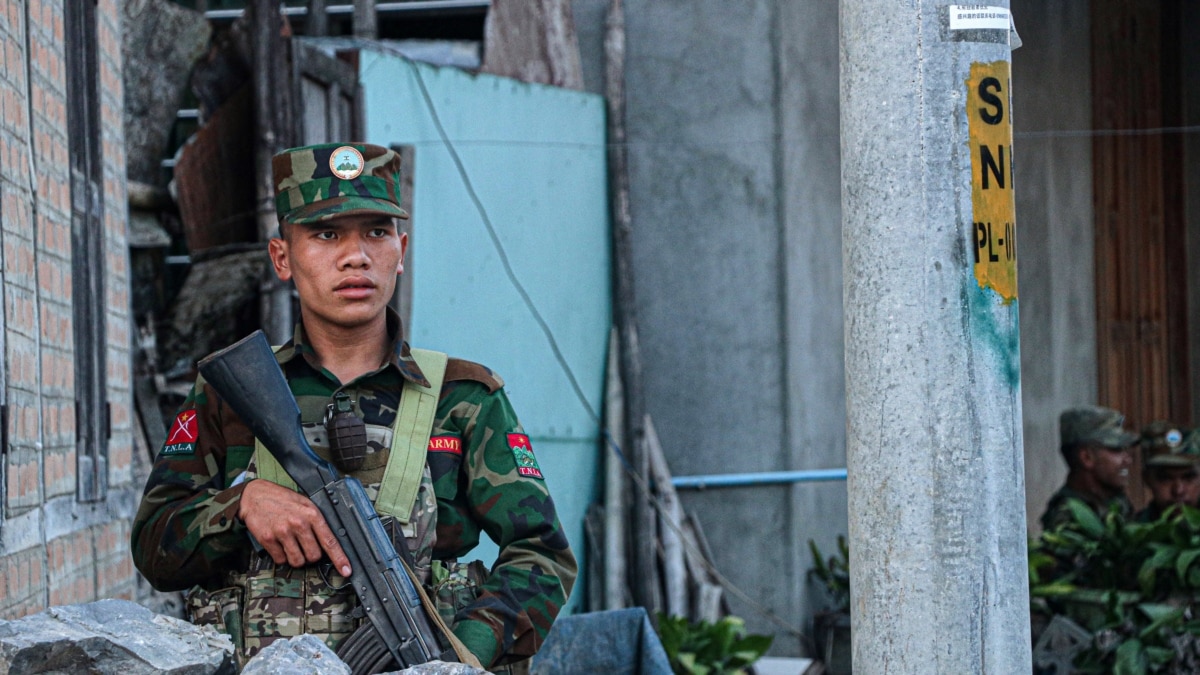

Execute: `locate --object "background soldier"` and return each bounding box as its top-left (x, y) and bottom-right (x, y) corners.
top-left (1040, 405), bottom-right (1139, 531)
top-left (1135, 421), bottom-right (1200, 522)
top-left (131, 143), bottom-right (577, 672)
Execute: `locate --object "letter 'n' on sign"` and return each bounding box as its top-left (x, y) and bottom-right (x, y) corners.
top-left (967, 61), bottom-right (1017, 304)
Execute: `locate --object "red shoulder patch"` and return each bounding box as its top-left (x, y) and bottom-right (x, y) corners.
top-left (162, 409), bottom-right (199, 456)
top-left (507, 433), bottom-right (543, 479)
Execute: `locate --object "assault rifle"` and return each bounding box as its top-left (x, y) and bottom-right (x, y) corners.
top-left (198, 330), bottom-right (456, 672)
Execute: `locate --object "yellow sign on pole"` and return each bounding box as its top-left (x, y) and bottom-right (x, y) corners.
top-left (966, 61), bottom-right (1017, 303)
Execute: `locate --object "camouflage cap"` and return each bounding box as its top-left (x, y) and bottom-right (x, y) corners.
top-left (1059, 405), bottom-right (1139, 449)
top-left (1141, 420), bottom-right (1198, 467)
top-left (272, 142), bottom-right (408, 225)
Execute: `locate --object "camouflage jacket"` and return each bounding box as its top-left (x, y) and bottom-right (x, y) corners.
top-left (1039, 484), bottom-right (1132, 531)
top-left (1134, 502), bottom-right (1169, 524)
top-left (131, 313), bottom-right (577, 666)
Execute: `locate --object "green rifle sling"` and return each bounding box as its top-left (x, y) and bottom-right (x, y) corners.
top-left (251, 348), bottom-right (449, 521)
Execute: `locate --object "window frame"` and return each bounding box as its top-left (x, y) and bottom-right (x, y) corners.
top-left (66, 0), bottom-right (109, 503)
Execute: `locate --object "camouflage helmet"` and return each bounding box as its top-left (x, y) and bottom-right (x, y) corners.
top-left (1059, 405), bottom-right (1139, 450)
top-left (1141, 421), bottom-right (1198, 468)
top-left (272, 142), bottom-right (408, 225)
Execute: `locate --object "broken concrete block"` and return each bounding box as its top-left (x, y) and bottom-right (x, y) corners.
top-left (240, 634), bottom-right (350, 675)
top-left (0, 598), bottom-right (234, 674)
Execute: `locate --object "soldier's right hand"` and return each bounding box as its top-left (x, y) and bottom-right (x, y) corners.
top-left (238, 478), bottom-right (353, 577)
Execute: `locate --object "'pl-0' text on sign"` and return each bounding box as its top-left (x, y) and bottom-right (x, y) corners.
top-left (967, 60), bottom-right (1017, 303)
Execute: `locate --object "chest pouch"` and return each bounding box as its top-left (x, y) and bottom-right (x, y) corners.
top-left (252, 348), bottom-right (449, 523)
top-left (326, 391), bottom-right (368, 473)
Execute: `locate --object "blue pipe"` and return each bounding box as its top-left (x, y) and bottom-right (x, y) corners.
top-left (671, 468), bottom-right (848, 490)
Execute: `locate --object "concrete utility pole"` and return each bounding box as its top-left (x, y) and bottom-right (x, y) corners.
top-left (841, 1), bottom-right (1029, 672)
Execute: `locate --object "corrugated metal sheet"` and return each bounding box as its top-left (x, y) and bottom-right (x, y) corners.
top-left (359, 49), bottom-right (610, 614)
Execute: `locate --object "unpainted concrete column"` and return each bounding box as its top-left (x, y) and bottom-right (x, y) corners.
top-left (354, 0), bottom-right (377, 39)
top-left (840, 1), bottom-right (1031, 672)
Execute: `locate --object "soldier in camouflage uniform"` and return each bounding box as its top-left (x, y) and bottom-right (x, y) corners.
top-left (1134, 422), bottom-right (1200, 523)
top-left (131, 142), bottom-right (577, 671)
top-left (1039, 405), bottom-right (1138, 531)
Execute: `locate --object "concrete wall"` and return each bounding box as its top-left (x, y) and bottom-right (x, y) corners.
top-left (0, 0), bottom-right (137, 616)
top-left (574, 0), bottom-right (847, 655)
top-left (777, 0), bottom-right (847, 647)
top-left (1010, 0), bottom-right (1098, 532)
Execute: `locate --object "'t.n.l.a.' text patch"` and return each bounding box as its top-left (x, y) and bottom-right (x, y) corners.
top-left (162, 409), bottom-right (198, 455)
top-left (428, 435), bottom-right (462, 455)
top-left (507, 433), bottom-right (543, 479)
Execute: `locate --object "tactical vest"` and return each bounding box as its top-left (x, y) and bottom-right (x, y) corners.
top-left (188, 349), bottom-right (488, 665)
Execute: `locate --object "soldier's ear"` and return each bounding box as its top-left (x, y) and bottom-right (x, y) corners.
top-left (396, 230), bottom-right (408, 276)
top-left (269, 237), bottom-right (292, 282)
top-left (1077, 447), bottom-right (1097, 471)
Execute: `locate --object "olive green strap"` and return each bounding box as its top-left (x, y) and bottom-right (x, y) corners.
top-left (376, 348), bottom-right (448, 523)
top-left (252, 346), bottom-right (300, 492)
top-left (254, 437), bottom-right (299, 492)
top-left (252, 348), bottom-right (448, 522)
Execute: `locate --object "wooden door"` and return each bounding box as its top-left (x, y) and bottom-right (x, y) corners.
top-left (1092, 0), bottom-right (1190, 506)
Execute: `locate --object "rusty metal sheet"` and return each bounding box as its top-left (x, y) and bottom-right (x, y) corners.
top-left (173, 84), bottom-right (259, 253)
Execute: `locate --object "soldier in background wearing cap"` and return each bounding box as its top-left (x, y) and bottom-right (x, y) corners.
top-left (132, 143), bottom-right (577, 671)
top-left (1134, 422), bottom-right (1200, 523)
top-left (1039, 405), bottom-right (1140, 531)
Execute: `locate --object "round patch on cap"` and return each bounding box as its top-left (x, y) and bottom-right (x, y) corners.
top-left (1167, 429), bottom-right (1184, 448)
top-left (329, 146), bottom-right (365, 180)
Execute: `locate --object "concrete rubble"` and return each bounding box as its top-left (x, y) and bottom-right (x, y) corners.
top-left (0, 601), bottom-right (495, 675)
top-left (240, 635), bottom-right (349, 675)
top-left (240, 635), bottom-right (491, 675)
top-left (0, 599), bottom-right (234, 674)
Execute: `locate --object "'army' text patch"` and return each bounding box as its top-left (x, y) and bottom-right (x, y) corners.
top-left (428, 435), bottom-right (462, 455)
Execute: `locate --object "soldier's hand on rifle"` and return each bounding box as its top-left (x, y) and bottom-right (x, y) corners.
top-left (239, 478), bottom-right (353, 577)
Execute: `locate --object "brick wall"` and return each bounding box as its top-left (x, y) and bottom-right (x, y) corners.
top-left (99, 0), bottom-right (134, 508)
top-left (0, 0), bottom-right (135, 618)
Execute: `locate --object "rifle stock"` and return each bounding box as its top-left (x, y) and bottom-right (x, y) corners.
top-left (198, 331), bottom-right (334, 494)
top-left (197, 330), bottom-right (455, 670)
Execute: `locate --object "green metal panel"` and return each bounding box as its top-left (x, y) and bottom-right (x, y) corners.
top-left (360, 50), bottom-right (610, 614)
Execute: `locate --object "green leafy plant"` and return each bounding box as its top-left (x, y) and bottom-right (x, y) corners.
top-left (656, 614), bottom-right (774, 675)
top-left (1030, 500), bottom-right (1200, 674)
top-left (808, 536), bottom-right (850, 614)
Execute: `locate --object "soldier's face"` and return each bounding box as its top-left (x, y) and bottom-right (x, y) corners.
top-left (269, 214), bottom-right (406, 332)
top-left (1144, 465), bottom-right (1200, 509)
top-left (1081, 444), bottom-right (1132, 492)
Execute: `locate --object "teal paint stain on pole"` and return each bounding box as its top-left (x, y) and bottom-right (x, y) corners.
top-left (967, 282), bottom-right (1022, 390)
